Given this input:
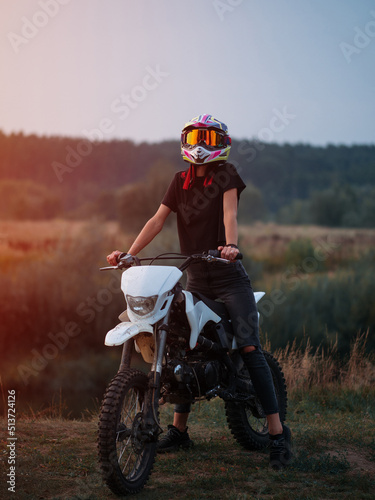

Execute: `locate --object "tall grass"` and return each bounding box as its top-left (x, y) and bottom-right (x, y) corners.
top-left (1, 221), bottom-right (375, 418)
top-left (258, 250), bottom-right (375, 353)
top-left (273, 330), bottom-right (375, 392)
top-left (4, 332), bottom-right (374, 420)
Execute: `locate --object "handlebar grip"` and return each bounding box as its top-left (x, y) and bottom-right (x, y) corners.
top-left (207, 250), bottom-right (221, 258)
top-left (207, 250), bottom-right (243, 260)
top-left (117, 252), bottom-right (128, 262)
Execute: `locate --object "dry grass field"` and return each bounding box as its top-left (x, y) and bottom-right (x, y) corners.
top-left (2, 219), bottom-right (375, 249)
top-left (1, 219), bottom-right (374, 498)
top-left (1, 219), bottom-right (375, 267)
top-left (239, 222), bottom-right (375, 267)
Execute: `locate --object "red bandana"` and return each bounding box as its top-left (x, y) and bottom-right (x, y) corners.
top-left (182, 165), bottom-right (214, 190)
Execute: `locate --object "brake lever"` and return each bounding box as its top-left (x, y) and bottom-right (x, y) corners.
top-left (100, 265), bottom-right (116, 271)
top-left (100, 254), bottom-right (140, 271)
top-left (204, 255), bottom-right (231, 264)
top-left (100, 262), bottom-right (133, 271)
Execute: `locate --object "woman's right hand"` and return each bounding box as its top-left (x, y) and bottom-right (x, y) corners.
top-left (106, 250), bottom-right (123, 266)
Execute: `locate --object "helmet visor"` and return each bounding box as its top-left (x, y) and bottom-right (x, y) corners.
top-left (182, 128), bottom-right (230, 147)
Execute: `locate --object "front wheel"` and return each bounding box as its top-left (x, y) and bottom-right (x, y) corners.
top-left (225, 350), bottom-right (287, 450)
top-left (97, 369), bottom-right (157, 496)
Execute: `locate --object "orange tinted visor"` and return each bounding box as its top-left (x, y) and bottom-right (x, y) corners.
top-left (182, 129), bottom-right (229, 147)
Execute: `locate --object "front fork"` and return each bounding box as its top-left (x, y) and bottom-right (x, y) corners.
top-left (117, 313), bottom-right (170, 441)
top-left (142, 315), bottom-right (170, 441)
top-left (119, 337), bottom-right (134, 371)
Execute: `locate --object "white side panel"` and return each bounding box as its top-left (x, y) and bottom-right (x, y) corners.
top-left (105, 321), bottom-right (153, 346)
top-left (231, 292), bottom-right (265, 349)
top-left (254, 291), bottom-right (265, 303)
top-left (182, 291), bottom-right (221, 349)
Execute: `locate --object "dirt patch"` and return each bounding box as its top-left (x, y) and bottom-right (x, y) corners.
top-left (331, 448), bottom-right (375, 476)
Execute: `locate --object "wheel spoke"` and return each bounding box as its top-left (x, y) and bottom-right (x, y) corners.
top-left (122, 446), bottom-right (136, 475)
top-left (98, 369), bottom-right (157, 495)
top-left (117, 434), bottom-right (131, 462)
top-left (116, 386), bottom-right (147, 478)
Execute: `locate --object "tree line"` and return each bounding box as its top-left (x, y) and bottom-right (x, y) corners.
top-left (0, 130), bottom-right (374, 227)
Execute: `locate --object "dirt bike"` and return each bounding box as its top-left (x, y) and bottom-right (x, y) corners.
top-left (97, 251), bottom-right (287, 496)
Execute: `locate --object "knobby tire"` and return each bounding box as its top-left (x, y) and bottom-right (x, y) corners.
top-left (97, 369), bottom-right (156, 496)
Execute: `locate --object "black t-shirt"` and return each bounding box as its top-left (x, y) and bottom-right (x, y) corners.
top-left (161, 162), bottom-right (246, 255)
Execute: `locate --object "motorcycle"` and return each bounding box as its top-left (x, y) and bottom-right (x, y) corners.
top-left (97, 251), bottom-right (287, 496)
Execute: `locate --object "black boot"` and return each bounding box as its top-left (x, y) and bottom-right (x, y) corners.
top-left (269, 424), bottom-right (292, 470)
top-left (157, 425), bottom-right (194, 454)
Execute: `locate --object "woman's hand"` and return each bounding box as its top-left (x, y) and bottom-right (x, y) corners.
top-left (218, 245), bottom-right (239, 262)
top-left (106, 250), bottom-right (123, 266)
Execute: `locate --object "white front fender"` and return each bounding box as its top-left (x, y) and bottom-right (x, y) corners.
top-left (105, 321), bottom-right (153, 346)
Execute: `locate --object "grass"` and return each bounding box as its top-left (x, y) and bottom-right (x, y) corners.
top-left (238, 223), bottom-right (375, 262)
top-left (272, 331), bottom-right (375, 392)
top-left (1, 220), bottom-right (375, 497)
top-left (1, 336), bottom-right (374, 499)
top-left (1, 392), bottom-right (374, 500)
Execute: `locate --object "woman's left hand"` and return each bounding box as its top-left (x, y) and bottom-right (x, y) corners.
top-left (218, 245), bottom-right (239, 262)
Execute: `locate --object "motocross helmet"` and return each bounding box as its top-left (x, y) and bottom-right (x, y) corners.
top-left (181, 114), bottom-right (231, 165)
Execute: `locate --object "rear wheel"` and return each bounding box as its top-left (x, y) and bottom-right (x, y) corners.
top-left (97, 369), bottom-right (157, 496)
top-left (225, 351), bottom-right (287, 450)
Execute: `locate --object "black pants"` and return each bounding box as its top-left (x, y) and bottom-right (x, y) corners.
top-left (174, 260), bottom-right (279, 416)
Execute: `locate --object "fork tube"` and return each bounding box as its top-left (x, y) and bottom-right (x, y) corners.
top-left (152, 305), bottom-right (171, 374)
top-left (152, 326), bottom-right (168, 375)
top-left (119, 338), bottom-right (134, 371)
top-left (143, 318), bottom-right (170, 434)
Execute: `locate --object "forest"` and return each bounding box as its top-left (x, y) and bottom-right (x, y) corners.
top-left (1, 130), bottom-right (375, 228)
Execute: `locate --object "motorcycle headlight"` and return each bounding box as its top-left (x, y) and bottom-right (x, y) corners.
top-left (126, 295), bottom-right (158, 317)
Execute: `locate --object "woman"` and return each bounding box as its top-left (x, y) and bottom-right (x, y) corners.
top-left (107, 114), bottom-right (292, 469)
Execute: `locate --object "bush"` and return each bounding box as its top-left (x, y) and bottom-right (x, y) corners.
top-left (0, 222), bottom-right (125, 358)
top-left (261, 252), bottom-right (375, 353)
top-left (117, 160), bottom-right (176, 233)
top-left (276, 199), bottom-right (311, 225)
top-left (0, 179), bottom-right (62, 219)
top-left (238, 183), bottom-right (268, 223)
top-left (285, 238), bottom-right (326, 272)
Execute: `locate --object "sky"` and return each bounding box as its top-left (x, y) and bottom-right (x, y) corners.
top-left (1, 0), bottom-right (374, 146)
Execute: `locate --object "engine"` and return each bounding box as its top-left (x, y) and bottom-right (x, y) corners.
top-left (165, 359), bottom-right (223, 398)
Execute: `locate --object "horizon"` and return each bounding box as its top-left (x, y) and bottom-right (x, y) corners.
top-left (1, 127), bottom-right (374, 149)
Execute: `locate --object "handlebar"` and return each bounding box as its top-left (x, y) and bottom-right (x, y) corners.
top-left (100, 250), bottom-right (242, 271)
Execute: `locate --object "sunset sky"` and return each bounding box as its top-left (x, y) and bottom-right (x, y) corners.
top-left (1, 0), bottom-right (374, 145)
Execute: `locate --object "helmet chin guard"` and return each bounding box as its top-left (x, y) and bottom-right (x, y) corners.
top-left (182, 144), bottom-right (231, 164)
top-left (181, 114), bottom-right (231, 165)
